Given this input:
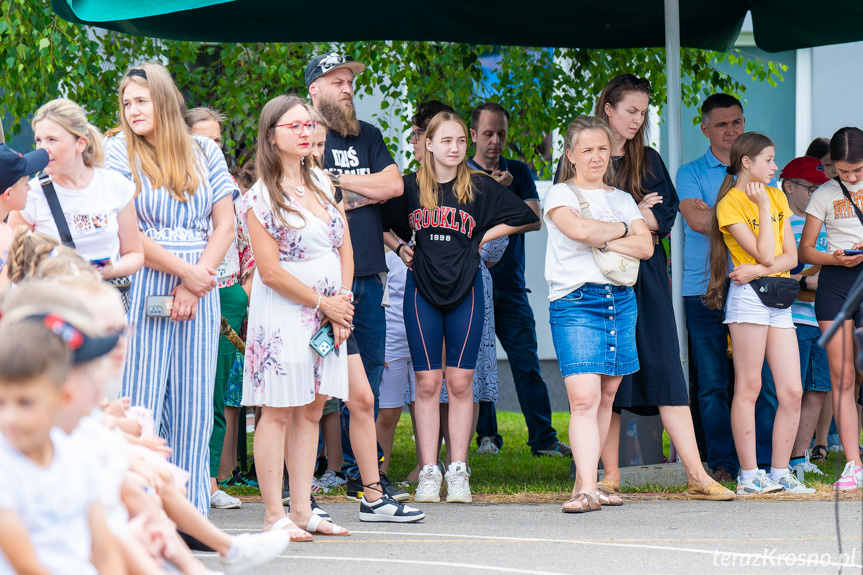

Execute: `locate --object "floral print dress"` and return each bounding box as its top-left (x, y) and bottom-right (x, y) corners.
top-left (241, 168), bottom-right (349, 407)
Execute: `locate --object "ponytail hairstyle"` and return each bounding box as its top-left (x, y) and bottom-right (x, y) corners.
top-left (829, 127), bottom-right (863, 166)
top-left (704, 132), bottom-right (775, 310)
top-left (557, 116), bottom-right (616, 185)
top-left (118, 63), bottom-right (202, 201)
top-left (416, 112), bottom-right (478, 210)
top-left (255, 95), bottom-right (330, 229)
top-left (594, 74), bottom-right (652, 201)
top-left (32, 99), bottom-right (104, 168)
top-left (7, 227), bottom-right (60, 284)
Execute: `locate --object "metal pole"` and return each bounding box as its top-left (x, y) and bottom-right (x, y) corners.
top-left (664, 0), bottom-right (688, 383)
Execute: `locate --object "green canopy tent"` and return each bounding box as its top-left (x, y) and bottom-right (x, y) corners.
top-left (49, 0), bottom-right (863, 381)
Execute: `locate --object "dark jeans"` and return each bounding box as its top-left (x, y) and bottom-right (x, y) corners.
top-left (683, 296), bottom-right (778, 476)
top-left (340, 274), bottom-right (386, 479)
top-left (476, 289), bottom-right (558, 451)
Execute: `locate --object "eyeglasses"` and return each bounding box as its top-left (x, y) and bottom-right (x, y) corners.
top-left (315, 53), bottom-right (354, 75)
top-left (793, 182), bottom-right (819, 194)
top-left (273, 121), bottom-right (318, 135)
top-left (410, 128), bottom-right (426, 142)
top-left (126, 68), bottom-right (147, 80)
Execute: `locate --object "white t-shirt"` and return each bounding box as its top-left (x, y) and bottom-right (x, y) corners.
top-left (22, 167), bottom-right (135, 262)
top-left (0, 429), bottom-right (99, 575)
top-left (805, 178), bottom-right (863, 253)
top-left (543, 183), bottom-right (644, 301)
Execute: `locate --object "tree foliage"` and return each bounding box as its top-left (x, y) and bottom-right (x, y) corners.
top-left (2, 0), bottom-right (786, 178)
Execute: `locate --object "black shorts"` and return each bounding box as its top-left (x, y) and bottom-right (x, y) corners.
top-left (346, 332), bottom-right (360, 355)
top-left (815, 263), bottom-right (863, 327)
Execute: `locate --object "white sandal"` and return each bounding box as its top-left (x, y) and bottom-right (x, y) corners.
top-left (269, 516), bottom-right (313, 542)
top-left (305, 513), bottom-right (350, 536)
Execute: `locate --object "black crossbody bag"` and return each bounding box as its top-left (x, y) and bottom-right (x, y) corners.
top-left (39, 174), bottom-right (132, 312)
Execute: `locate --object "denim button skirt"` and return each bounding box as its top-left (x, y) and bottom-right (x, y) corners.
top-left (549, 283), bottom-right (639, 378)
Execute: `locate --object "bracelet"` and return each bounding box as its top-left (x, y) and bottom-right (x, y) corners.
top-left (340, 287), bottom-right (354, 299)
top-left (601, 241), bottom-right (610, 253)
top-left (620, 221), bottom-right (629, 238)
top-left (799, 276), bottom-right (808, 291)
top-left (313, 292), bottom-right (322, 313)
top-left (396, 244), bottom-right (404, 257)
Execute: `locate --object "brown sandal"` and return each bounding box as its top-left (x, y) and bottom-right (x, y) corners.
top-left (596, 487), bottom-right (623, 506)
top-left (561, 492), bottom-right (601, 513)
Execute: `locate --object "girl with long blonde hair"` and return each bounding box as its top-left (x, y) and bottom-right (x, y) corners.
top-left (104, 62), bottom-right (238, 515)
top-left (387, 111), bottom-right (538, 503)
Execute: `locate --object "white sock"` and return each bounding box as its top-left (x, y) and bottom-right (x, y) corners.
top-left (222, 537), bottom-right (239, 559)
top-left (769, 467), bottom-right (789, 482)
top-left (739, 468), bottom-right (759, 482)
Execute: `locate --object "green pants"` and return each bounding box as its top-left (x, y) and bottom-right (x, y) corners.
top-left (209, 282), bottom-right (249, 478)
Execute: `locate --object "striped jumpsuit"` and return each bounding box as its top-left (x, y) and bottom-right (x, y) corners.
top-left (106, 135), bottom-right (237, 515)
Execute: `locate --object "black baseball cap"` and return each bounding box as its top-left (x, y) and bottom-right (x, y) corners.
top-left (0, 144), bottom-right (48, 193)
top-left (304, 53), bottom-right (366, 88)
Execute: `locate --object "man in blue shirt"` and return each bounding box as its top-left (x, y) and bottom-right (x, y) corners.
top-left (677, 94), bottom-right (777, 482)
top-left (467, 102), bottom-right (570, 457)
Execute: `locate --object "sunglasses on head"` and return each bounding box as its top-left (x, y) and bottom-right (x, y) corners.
top-left (126, 68), bottom-right (147, 80)
top-left (315, 53), bottom-right (354, 75)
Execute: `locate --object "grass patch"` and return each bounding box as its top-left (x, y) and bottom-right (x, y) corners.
top-left (224, 411), bottom-right (862, 498)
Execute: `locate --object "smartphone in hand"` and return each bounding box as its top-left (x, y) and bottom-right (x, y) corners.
top-left (844, 249), bottom-right (863, 256)
top-left (90, 257), bottom-right (111, 267)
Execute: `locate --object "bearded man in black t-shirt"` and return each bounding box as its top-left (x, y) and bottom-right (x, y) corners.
top-left (306, 53), bottom-right (405, 501)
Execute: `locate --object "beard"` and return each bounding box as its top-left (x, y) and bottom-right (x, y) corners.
top-left (318, 94), bottom-right (360, 138)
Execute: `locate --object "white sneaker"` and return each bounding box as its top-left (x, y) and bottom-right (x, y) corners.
top-left (219, 531), bottom-right (289, 575)
top-left (310, 477), bottom-right (329, 495)
top-left (414, 464), bottom-right (443, 503)
top-left (476, 436), bottom-right (500, 455)
top-left (445, 461), bottom-right (472, 503)
top-left (736, 470), bottom-right (785, 495)
top-left (775, 472), bottom-right (816, 494)
top-left (319, 469), bottom-right (347, 489)
top-left (211, 489), bottom-right (242, 509)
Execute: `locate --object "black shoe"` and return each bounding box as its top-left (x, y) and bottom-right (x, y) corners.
top-left (359, 492), bottom-right (425, 523)
top-left (346, 476), bottom-right (363, 502)
top-left (532, 441), bottom-right (572, 458)
top-left (379, 471), bottom-right (410, 502)
top-left (178, 530), bottom-right (215, 552)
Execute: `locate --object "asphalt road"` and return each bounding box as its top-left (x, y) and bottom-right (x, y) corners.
top-left (201, 499), bottom-right (863, 574)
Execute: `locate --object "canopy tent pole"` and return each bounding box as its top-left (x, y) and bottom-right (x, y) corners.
top-left (664, 0), bottom-right (688, 383)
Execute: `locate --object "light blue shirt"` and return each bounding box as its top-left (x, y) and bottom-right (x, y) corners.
top-left (676, 147), bottom-right (727, 297)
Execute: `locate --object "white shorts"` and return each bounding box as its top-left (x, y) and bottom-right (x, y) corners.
top-left (380, 357), bottom-right (413, 409)
top-left (724, 282), bottom-right (795, 329)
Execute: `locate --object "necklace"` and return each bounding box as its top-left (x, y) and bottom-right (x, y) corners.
top-left (281, 177), bottom-right (305, 197)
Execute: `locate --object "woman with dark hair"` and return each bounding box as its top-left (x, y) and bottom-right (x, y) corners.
top-left (593, 74), bottom-right (733, 500)
top-left (805, 137), bottom-right (839, 179)
top-left (800, 126), bottom-right (863, 490)
top-left (242, 95), bottom-right (423, 539)
top-left (706, 132), bottom-right (810, 495)
top-left (105, 63), bottom-right (236, 515)
top-left (387, 111), bottom-right (537, 503)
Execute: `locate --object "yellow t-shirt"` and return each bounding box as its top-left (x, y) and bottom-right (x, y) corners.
top-left (715, 185), bottom-right (790, 277)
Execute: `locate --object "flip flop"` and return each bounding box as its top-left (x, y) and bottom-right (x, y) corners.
top-left (561, 492), bottom-right (601, 513)
top-left (269, 516), bottom-right (313, 542)
top-left (304, 513), bottom-right (350, 536)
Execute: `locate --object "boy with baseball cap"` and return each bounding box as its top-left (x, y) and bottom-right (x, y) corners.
top-left (780, 156), bottom-right (831, 480)
top-left (0, 144), bottom-right (49, 286)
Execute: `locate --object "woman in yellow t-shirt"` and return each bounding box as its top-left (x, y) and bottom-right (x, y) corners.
top-left (705, 133), bottom-right (809, 495)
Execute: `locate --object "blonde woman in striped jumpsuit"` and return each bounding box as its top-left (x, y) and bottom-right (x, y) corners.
top-left (106, 63), bottom-right (237, 515)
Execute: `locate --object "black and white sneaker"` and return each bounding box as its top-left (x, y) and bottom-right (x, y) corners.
top-left (380, 472), bottom-right (410, 502)
top-left (359, 492), bottom-right (425, 523)
top-left (310, 496), bottom-right (331, 520)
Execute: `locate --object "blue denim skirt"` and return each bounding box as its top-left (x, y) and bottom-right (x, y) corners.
top-left (549, 283), bottom-right (639, 378)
